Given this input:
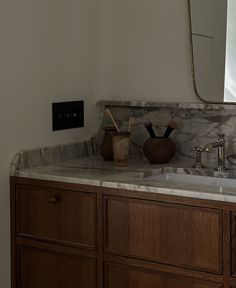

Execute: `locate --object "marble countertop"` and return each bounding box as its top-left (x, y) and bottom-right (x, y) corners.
top-left (14, 156), bottom-right (236, 204)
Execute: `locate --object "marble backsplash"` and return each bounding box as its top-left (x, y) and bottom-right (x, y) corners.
top-left (10, 101), bottom-right (236, 174)
top-left (95, 102), bottom-right (236, 169)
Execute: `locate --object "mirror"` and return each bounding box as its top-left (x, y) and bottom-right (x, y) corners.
top-left (188, 0), bottom-right (236, 103)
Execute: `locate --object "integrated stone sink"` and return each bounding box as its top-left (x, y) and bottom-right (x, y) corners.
top-left (145, 172), bottom-right (236, 192)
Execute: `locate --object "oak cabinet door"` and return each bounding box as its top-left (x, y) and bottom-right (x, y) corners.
top-left (104, 196), bottom-right (223, 273)
top-left (17, 247), bottom-right (97, 288)
top-left (15, 185), bottom-right (96, 249)
top-left (105, 263), bottom-right (222, 288)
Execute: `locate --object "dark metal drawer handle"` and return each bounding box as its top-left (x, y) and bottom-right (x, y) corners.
top-left (47, 196), bottom-right (60, 204)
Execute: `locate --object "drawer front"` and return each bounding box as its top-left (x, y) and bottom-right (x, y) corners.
top-left (104, 196), bottom-right (223, 273)
top-left (16, 185), bottom-right (96, 249)
top-left (105, 263), bottom-right (222, 288)
top-left (18, 247), bottom-right (97, 288)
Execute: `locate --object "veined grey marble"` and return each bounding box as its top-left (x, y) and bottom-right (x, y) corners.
top-left (96, 102), bottom-right (236, 169)
top-left (10, 138), bottom-right (99, 176)
top-left (14, 156), bottom-right (236, 204)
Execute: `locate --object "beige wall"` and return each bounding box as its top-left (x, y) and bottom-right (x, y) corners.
top-left (0, 0), bottom-right (98, 287)
top-left (94, 0), bottom-right (197, 102)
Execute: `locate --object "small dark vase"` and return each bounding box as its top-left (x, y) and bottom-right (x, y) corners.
top-left (100, 127), bottom-right (117, 161)
top-left (143, 137), bottom-right (176, 164)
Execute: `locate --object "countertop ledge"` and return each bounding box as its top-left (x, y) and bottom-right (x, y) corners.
top-left (13, 156), bottom-right (236, 204)
top-left (97, 100), bottom-right (236, 110)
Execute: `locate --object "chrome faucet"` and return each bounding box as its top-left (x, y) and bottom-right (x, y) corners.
top-left (203, 133), bottom-right (227, 172)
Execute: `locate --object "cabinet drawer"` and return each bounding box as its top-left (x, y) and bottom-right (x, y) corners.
top-left (16, 185), bottom-right (96, 249)
top-left (104, 196), bottom-right (223, 274)
top-left (105, 263), bottom-right (222, 288)
top-left (17, 246), bottom-right (97, 288)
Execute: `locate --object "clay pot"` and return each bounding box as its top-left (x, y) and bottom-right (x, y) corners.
top-left (100, 127), bottom-right (117, 161)
top-left (143, 137), bottom-right (176, 164)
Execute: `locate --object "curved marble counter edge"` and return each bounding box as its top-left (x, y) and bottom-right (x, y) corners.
top-left (9, 138), bottom-right (99, 177)
top-left (9, 103), bottom-right (106, 176)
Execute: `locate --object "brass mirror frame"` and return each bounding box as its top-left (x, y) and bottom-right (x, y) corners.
top-left (187, 0), bottom-right (235, 105)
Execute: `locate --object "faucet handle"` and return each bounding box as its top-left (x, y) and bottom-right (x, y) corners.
top-left (194, 146), bottom-right (203, 152)
top-left (217, 133), bottom-right (225, 144)
top-left (218, 132), bottom-right (225, 138)
top-left (192, 146), bottom-right (206, 169)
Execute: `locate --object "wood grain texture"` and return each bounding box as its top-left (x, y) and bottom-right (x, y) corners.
top-left (231, 212), bottom-right (236, 278)
top-left (105, 263), bottom-right (222, 288)
top-left (17, 246), bottom-right (97, 288)
top-left (11, 177), bottom-right (236, 288)
top-left (230, 277), bottom-right (236, 286)
top-left (223, 210), bottom-right (231, 287)
top-left (104, 254), bottom-right (223, 284)
top-left (10, 179), bottom-right (17, 288)
top-left (15, 184), bottom-right (97, 249)
top-left (104, 196), bottom-right (223, 274)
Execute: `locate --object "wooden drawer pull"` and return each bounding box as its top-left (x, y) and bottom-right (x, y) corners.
top-left (47, 196), bottom-right (60, 204)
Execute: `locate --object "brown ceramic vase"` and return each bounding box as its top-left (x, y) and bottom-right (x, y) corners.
top-left (143, 137), bottom-right (176, 164)
top-left (100, 127), bottom-right (117, 161)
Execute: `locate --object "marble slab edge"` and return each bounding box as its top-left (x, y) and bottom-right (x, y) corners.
top-left (13, 168), bottom-right (236, 204)
top-left (10, 137), bottom-right (100, 176)
top-left (97, 100), bottom-right (236, 111)
top-left (101, 180), bottom-right (236, 204)
top-left (15, 170), bottom-right (102, 187)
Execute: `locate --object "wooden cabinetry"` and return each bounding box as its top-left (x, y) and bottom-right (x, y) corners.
top-left (17, 247), bottom-right (97, 288)
top-left (11, 177), bottom-right (236, 288)
top-left (15, 184), bottom-right (96, 249)
top-left (105, 263), bottom-right (222, 288)
top-left (104, 196), bottom-right (222, 273)
top-left (11, 179), bottom-right (99, 288)
top-left (231, 212), bottom-right (236, 278)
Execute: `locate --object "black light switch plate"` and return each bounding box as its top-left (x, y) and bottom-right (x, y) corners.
top-left (52, 101), bottom-right (84, 131)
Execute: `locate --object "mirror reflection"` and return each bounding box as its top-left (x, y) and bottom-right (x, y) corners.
top-left (189, 0), bottom-right (236, 103)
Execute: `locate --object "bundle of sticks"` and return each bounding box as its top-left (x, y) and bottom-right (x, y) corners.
top-left (105, 108), bottom-right (135, 133)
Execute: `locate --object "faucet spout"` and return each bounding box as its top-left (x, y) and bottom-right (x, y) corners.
top-left (204, 141), bottom-right (223, 153)
top-left (203, 133), bottom-right (227, 172)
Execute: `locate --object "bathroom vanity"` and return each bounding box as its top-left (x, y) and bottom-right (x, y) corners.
top-left (10, 154), bottom-right (236, 288)
top-left (8, 0), bottom-right (236, 287)
top-left (10, 99), bottom-right (236, 288)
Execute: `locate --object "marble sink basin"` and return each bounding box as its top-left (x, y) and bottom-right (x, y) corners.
top-left (145, 172), bottom-right (236, 192)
